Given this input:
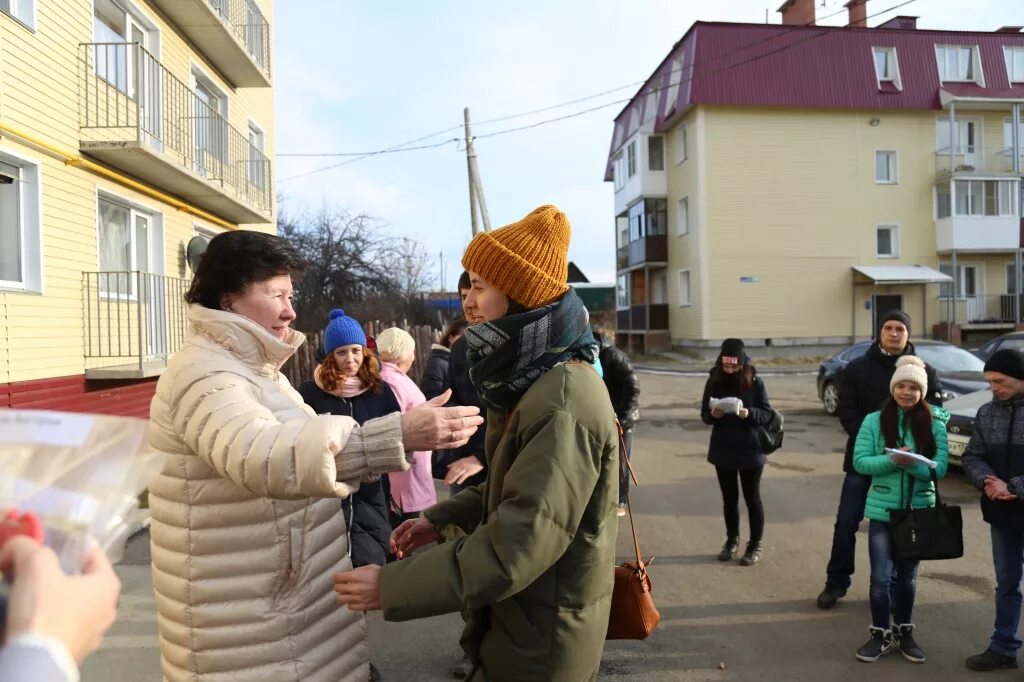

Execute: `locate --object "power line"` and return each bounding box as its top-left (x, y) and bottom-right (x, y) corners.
top-left (278, 137), bottom-right (460, 183)
top-left (278, 139), bottom-right (461, 158)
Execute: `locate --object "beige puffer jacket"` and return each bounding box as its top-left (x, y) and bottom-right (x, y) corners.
top-left (149, 305), bottom-right (408, 681)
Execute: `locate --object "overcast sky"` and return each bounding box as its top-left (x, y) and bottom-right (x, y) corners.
top-left (274, 0), bottom-right (1022, 290)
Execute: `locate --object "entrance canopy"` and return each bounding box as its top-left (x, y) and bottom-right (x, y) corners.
top-left (852, 265), bottom-right (952, 286)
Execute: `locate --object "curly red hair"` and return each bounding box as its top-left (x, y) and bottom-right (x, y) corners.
top-left (318, 347), bottom-right (383, 395)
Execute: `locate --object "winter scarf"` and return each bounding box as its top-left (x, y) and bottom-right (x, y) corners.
top-left (313, 365), bottom-right (369, 398)
top-left (465, 289), bottom-right (599, 411)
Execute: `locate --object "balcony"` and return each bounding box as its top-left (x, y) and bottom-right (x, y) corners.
top-left (80, 43), bottom-right (272, 224)
top-left (146, 0), bottom-right (271, 87)
top-left (935, 215), bottom-right (1021, 253)
top-left (938, 293), bottom-right (1021, 327)
top-left (617, 304), bottom-right (669, 332)
top-left (935, 146), bottom-right (1021, 180)
top-left (616, 235), bottom-right (668, 270)
top-left (83, 272), bottom-right (190, 379)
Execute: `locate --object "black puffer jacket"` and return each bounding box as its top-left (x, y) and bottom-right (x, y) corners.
top-left (837, 341), bottom-right (942, 472)
top-left (420, 344), bottom-right (450, 400)
top-left (297, 379), bottom-right (402, 567)
top-left (598, 341), bottom-right (640, 431)
top-left (438, 336), bottom-right (487, 487)
top-left (701, 365), bottom-right (774, 470)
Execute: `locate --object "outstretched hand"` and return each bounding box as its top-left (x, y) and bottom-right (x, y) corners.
top-left (333, 565), bottom-right (381, 612)
top-left (390, 517), bottom-right (440, 560)
top-left (401, 390), bottom-right (484, 451)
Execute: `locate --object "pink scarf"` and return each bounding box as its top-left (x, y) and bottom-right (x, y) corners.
top-left (314, 365), bottom-right (369, 398)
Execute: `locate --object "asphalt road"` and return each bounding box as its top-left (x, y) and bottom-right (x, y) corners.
top-left (83, 373), bottom-right (1016, 681)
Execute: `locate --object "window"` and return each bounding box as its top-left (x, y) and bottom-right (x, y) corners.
top-left (1007, 262), bottom-right (1024, 295)
top-left (874, 151), bottom-right (897, 184)
top-left (97, 195), bottom-right (156, 296)
top-left (192, 68), bottom-right (229, 177)
top-left (677, 269), bottom-right (691, 307)
top-left (872, 47), bottom-right (900, 87)
top-left (954, 180), bottom-right (1016, 216)
top-left (244, 0), bottom-right (267, 68)
top-left (627, 201), bottom-right (644, 242)
top-left (663, 59), bottom-right (681, 116)
top-left (647, 136), bottom-right (664, 172)
top-left (936, 183), bottom-right (952, 219)
top-left (626, 199), bottom-right (667, 241)
top-left (644, 89), bottom-right (657, 122)
top-left (616, 275), bottom-right (630, 310)
top-left (0, 0), bottom-right (35, 28)
top-left (935, 118), bottom-right (978, 154)
top-left (940, 263), bottom-right (980, 299)
top-left (0, 153), bottom-right (42, 292)
top-left (616, 216), bottom-right (628, 249)
top-left (651, 270), bottom-right (668, 305)
top-left (675, 126), bottom-right (687, 165)
top-left (677, 196), bottom-right (689, 236)
top-left (93, 0), bottom-right (157, 96)
top-left (613, 153), bottom-right (625, 191)
top-left (626, 141), bottom-right (637, 178)
top-left (939, 263), bottom-right (954, 299)
top-left (248, 121), bottom-right (266, 190)
top-left (1005, 46), bottom-right (1024, 83)
top-left (936, 45), bottom-right (979, 82)
top-left (1002, 118), bottom-right (1024, 159)
top-left (876, 225), bottom-right (899, 258)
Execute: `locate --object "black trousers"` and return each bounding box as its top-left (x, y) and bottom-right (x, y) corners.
top-left (715, 465), bottom-right (765, 544)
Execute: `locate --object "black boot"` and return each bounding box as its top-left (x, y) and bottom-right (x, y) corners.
top-left (816, 585), bottom-right (846, 609)
top-left (856, 626), bottom-right (893, 662)
top-left (965, 648), bottom-right (1018, 671)
top-left (717, 537), bottom-right (739, 561)
top-left (893, 623), bottom-right (926, 663)
top-left (739, 541), bottom-right (762, 566)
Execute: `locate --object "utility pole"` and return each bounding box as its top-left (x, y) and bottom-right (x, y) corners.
top-left (463, 107), bottom-right (492, 233)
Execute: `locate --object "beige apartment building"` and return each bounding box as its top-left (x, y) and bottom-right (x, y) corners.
top-left (0, 0), bottom-right (274, 414)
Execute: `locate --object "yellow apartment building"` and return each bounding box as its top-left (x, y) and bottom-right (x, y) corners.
top-left (0, 0), bottom-right (274, 414)
top-left (606, 0), bottom-right (1024, 354)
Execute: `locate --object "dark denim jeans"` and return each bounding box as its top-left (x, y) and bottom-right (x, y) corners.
top-left (824, 471), bottom-right (872, 592)
top-left (619, 429), bottom-right (634, 505)
top-left (990, 524), bottom-right (1024, 657)
top-left (868, 520), bottom-right (919, 629)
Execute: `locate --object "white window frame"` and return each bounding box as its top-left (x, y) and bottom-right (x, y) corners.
top-left (95, 190), bottom-right (164, 300)
top-left (675, 125), bottom-right (688, 165)
top-left (651, 270), bottom-right (668, 306)
top-left (647, 135), bottom-right (664, 172)
top-left (1006, 261), bottom-right (1024, 295)
top-left (613, 153), bottom-right (625, 191)
top-left (0, 0), bottom-right (36, 30)
top-left (936, 116), bottom-right (981, 154)
top-left (872, 46), bottom-right (902, 90)
top-left (874, 150), bottom-right (898, 184)
top-left (247, 119), bottom-right (266, 190)
top-left (616, 274), bottom-right (630, 311)
top-left (935, 44), bottom-right (984, 85)
top-left (676, 196), bottom-right (689, 237)
top-left (191, 62), bottom-right (230, 174)
top-left (677, 269), bottom-right (692, 307)
top-left (875, 224), bottom-right (900, 259)
top-left (1004, 46), bottom-right (1024, 84)
top-left (663, 59), bottom-right (682, 117)
top-left (0, 149), bottom-right (43, 293)
top-left (626, 140), bottom-right (637, 178)
top-left (939, 262), bottom-right (984, 300)
top-left (954, 179), bottom-right (1017, 217)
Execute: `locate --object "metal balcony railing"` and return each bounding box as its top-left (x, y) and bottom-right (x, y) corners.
top-left (208, 0), bottom-right (271, 78)
top-left (80, 42), bottom-right (272, 215)
top-left (938, 293), bottom-right (1022, 325)
top-left (935, 146), bottom-right (1020, 177)
top-left (83, 272), bottom-right (190, 375)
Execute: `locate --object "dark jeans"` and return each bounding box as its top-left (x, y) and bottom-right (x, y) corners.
top-left (868, 520), bottom-right (919, 629)
top-left (714, 465), bottom-right (764, 543)
top-left (990, 524), bottom-right (1024, 657)
top-left (825, 470), bottom-right (872, 592)
top-left (619, 429), bottom-right (634, 505)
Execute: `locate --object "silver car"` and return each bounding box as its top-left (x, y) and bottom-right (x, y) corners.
top-left (944, 389), bottom-right (994, 467)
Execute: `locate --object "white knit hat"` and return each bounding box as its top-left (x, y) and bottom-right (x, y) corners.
top-left (376, 327), bottom-right (416, 362)
top-left (890, 355), bottom-right (928, 395)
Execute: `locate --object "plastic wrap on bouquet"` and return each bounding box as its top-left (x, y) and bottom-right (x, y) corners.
top-left (0, 410), bottom-right (161, 572)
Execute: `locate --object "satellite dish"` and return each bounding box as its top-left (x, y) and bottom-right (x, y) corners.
top-left (186, 236), bottom-right (209, 272)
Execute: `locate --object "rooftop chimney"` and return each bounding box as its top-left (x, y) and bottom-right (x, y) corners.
top-left (777, 0), bottom-right (815, 26)
top-left (878, 16), bottom-right (919, 30)
top-left (845, 0), bottom-right (867, 28)
top-left (997, 26), bottom-right (1024, 33)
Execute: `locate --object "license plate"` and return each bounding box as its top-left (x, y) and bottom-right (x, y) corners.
top-left (949, 440), bottom-right (966, 457)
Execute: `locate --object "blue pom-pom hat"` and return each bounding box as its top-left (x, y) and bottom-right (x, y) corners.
top-left (323, 308), bottom-right (367, 356)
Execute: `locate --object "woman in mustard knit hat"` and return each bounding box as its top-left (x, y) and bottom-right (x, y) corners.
top-left (335, 205), bottom-right (620, 681)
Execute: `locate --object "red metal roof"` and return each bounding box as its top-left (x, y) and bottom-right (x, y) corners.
top-left (605, 20), bottom-right (1024, 177)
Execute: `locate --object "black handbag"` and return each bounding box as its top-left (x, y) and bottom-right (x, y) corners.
top-left (888, 469), bottom-right (963, 561)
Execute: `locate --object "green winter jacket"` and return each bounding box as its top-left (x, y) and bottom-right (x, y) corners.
top-left (853, 405), bottom-right (950, 523)
top-left (378, 363), bottom-right (620, 682)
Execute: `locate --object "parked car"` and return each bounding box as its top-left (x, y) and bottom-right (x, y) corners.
top-left (817, 339), bottom-right (989, 416)
top-left (944, 388), bottom-right (992, 467)
top-left (973, 332), bottom-right (1024, 362)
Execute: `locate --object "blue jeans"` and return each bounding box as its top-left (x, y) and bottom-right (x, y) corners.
top-left (990, 524), bottom-right (1024, 657)
top-left (868, 520), bottom-right (919, 629)
top-left (825, 471), bottom-right (872, 591)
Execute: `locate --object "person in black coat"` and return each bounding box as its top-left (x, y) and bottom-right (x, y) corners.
top-left (595, 329), bottom-right (640, 516)
top-left (701, 338), bottom-right (774, 566)
top-left (816, 309), bottom-right (943, 610)
top-left (421, 318), bottom-right (469, 400)
top-left (297, 309), bottom-right (402, 570)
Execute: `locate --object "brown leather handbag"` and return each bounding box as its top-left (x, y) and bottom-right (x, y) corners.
top-left (606, 426), bottom-right (661, 640)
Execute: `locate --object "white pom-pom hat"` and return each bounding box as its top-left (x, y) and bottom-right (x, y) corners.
top-left (890, 355), bottom-right (928, 396)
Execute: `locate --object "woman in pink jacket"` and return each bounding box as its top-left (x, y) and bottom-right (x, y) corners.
top-left (377, 327), bottom-right (438, 522)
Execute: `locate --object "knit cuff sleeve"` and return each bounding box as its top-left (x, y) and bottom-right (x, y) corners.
top-left (335, 412), bottom-right (409, 480)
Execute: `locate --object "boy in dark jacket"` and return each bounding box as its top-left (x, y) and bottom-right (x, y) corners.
top-left (421, 318), bottom-right (469, 401)
top-left (816, 310), bottom-right (942, 609)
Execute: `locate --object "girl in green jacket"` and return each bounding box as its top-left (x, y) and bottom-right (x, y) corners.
top-left (852, 355), bottom-right (949, 665)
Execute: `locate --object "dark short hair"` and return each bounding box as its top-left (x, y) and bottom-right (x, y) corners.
top-left (185, 231), bottom-right (305, 309)
top-left (458, 270), bottom-right (471, 292)
top-left (441, 318), bottom-right (470, 348)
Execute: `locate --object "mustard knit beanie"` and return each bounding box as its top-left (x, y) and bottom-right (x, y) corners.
top-left (461, 204), bottom-right (571, 309)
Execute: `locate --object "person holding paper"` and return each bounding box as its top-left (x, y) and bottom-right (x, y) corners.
top-left (147, 230), bottom-right (483, 682)
top-left (700, 338), bottom-right (775, 566)
top-left (962, 349), bottom-right (1024, 672)
top-left (852, 355), bottom-right (949, 664)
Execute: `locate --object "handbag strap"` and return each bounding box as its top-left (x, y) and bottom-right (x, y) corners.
top-left (617, 420), bottom-right (649, 575)
top-left (901, 464), bottom-right (943, 510)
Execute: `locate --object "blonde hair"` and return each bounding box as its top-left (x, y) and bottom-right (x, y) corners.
top-left (376, 327), bottom-right (416, 362)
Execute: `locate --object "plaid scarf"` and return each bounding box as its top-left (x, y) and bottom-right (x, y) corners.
top-left (465, 289), bottom-right (599, 411)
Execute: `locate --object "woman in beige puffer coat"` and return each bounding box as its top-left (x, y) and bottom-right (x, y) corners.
top-left (148, 231), bottom-right (482, 682)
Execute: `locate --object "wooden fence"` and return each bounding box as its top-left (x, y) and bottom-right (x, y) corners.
top-left (282, 322), bottom-right (440, 388)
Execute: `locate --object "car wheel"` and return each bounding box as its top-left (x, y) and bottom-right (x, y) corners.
top-left (823, 382), bottom-right (839, 416)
